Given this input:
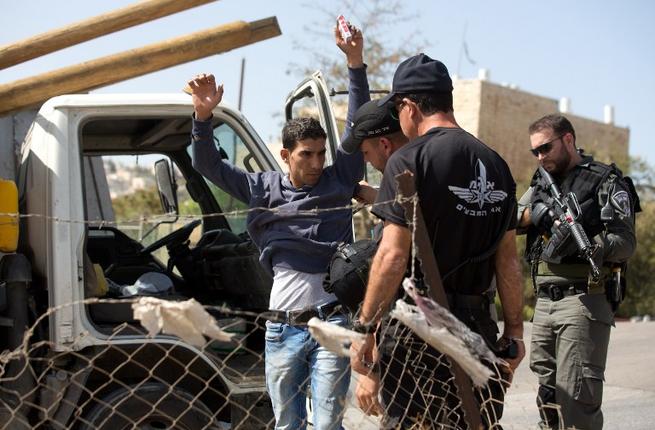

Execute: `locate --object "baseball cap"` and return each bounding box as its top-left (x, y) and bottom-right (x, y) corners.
top-left (377, 53), bottom-right (453, 106)
top-left (341, 99), bottom-right (401, 154)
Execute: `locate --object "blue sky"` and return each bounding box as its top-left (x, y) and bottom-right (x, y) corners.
top-left (2, 0), bottom-right (654, 165)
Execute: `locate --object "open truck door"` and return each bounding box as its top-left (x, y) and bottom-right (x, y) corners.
top-left (9, 94), bottom-right (280, 429)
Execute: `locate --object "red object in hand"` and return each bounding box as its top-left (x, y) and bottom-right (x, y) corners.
top-left (337, 15), bottom-right (352, 43)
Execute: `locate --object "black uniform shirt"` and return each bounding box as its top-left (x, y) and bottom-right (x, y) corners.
top-left (372, 127), bottom-right (517, 295)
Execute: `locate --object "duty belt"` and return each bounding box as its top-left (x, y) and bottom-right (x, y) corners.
top-left (537, 261), bottom-right (611, 278)
top-left (265, 301), bottom-right (344, 326)
top-left (537, 283), bottom-right (605, 301)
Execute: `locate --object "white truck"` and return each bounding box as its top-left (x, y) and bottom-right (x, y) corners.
top-left (0, 72), bottom-right (345, 429)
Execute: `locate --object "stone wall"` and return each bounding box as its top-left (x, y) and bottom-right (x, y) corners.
top-left (453, 79), bottom-right (482, 138)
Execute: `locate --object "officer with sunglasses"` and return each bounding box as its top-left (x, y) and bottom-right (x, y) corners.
top-left (517, 114), bottom-right (638, 429)
top-left (350, 53), bottom-right (525, 429)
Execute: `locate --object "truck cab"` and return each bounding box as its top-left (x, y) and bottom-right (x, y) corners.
top-left (0, 72), bottom-right (343, 429)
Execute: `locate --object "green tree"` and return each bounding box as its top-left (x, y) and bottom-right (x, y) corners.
top-left (288, 1), bottom-right (427, 240)
top-left (289, 0), bottom-right (426, 90)
top-left (618, 157), bottom-right (655, 316)
top-left (628, 156), bottom-right (655, 201)
top-left (112, 187), bottom-right (162, 222)
top-left (619, 200), bottom-right (655, 317)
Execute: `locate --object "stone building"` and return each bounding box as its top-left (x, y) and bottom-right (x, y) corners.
top-left (453, 76), bottom-right (630, 186)
top-left (326, 75), bottom-right (630, 189)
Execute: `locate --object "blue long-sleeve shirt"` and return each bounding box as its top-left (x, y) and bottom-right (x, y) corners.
top-left (192, 66), bottom-right (370, 275)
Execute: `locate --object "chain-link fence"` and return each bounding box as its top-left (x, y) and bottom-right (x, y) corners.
top-left (0, 295), bottom-right (569, 430)
top-left (0, 193), bottom-right (568, 429)
top-left (0, 298), bottom-right (273, 429)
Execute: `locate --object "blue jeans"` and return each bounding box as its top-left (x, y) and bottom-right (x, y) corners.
top-left (265, 314), bottom-right (350, 430)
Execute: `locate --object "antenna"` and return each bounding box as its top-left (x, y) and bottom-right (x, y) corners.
top-left (238, 57), bottom-right (246, 111)
top-left (457, 22), bottom-right (477, 77)
top-left (456, 22), bottom-right (468, 77)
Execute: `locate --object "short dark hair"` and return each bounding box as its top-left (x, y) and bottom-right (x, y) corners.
top-left (281, 117), bottom-right (327, 150)
top-left (403, 92), bottom-right (453, 115)
top-left (529, 114), bottom-right (576, 141)
top-left (385, 130), bottom-right (408, 145)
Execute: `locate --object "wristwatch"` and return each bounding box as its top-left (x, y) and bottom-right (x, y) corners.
top-left (351, 319), bottom-right (376, 334)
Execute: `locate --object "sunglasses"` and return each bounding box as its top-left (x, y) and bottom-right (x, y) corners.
top-left (530, 135), bottom-right (563, 157)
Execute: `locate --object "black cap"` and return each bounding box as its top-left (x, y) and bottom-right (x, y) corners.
top-left (341, 99), bottom-right (401, 154)
top-left (377, 53), bottom-right (453, 106)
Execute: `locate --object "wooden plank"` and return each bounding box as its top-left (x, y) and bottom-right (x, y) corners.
top-left (0, 0), bottom-right (218, 70)
top-left (395, 170), bottom-right (483, 430)
top-left (0, 18), bottom-right (281, 116)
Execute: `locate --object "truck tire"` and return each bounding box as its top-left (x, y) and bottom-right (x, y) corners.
top-left (79, 382), bottom-right (219, 430)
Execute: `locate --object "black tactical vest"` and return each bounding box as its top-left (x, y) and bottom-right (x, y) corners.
top-left (527, 157), bottom-right (619, 265)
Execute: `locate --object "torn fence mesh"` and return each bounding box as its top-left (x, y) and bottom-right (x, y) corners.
top-left (392, 278), bottom-right (503, 387)
top-left (308, 277), bottom-right (503, 387)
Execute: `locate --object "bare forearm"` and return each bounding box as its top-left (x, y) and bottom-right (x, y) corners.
top-left (495, 230), bottom-right (524, 337)
top-left (516, 186), bottom-right (533, 233)
top-left (518, 207), bottom-right (531, 229)
top-left (355, 182), bottom-right (378, 205)
top-left (347, 52), bottom-right (364, 69)
top-left (360, 223), bottom-right (410, 324)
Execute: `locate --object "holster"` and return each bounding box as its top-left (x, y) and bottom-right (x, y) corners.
top-left (605, 266), bottom-right (625, 312)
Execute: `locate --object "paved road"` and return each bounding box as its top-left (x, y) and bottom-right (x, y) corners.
top-left (343, 321), bottom-right (655, 429)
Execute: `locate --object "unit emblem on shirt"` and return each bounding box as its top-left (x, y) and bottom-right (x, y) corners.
top-left (448, 160), bottom-right (507, 216)
top-left (610, 190), bottom-right (631, 218)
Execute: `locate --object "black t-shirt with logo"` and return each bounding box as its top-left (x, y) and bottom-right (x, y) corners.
top-left (372, 127), bottom-right (517, 295)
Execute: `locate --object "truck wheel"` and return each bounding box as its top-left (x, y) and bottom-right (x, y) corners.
top-left (79, 382), bottom-right (219, 430)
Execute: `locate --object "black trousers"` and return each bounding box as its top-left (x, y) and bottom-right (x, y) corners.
top-left (377, 312), bottom-right (508, 429)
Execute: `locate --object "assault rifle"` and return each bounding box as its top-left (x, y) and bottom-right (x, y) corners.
top-left (538, 166), bottom-right (602, 282)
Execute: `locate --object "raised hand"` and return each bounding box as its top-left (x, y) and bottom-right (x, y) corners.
top-left (334, 23), bottom-right (364, 68)
top-left (187, 73), bottom-right (224, 121)
top-left (354, 181), bottom-right (378, 205)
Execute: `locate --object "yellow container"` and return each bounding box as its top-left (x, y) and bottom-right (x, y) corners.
top-left (0, 179), bottom-right (19, 253)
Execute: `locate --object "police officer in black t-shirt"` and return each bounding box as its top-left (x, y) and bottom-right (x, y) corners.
top-left (349, 54), bottom-right (525, 428)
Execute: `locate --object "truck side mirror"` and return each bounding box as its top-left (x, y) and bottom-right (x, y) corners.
top-left (154, 159), bottom-right (178, 215)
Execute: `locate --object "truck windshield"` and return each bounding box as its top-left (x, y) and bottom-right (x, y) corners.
top-left (188, 122), bottom-right (266, 236)
top-left (85, 153), bottom-right (200, 265)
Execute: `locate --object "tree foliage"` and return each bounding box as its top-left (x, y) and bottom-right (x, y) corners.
top-left (112, 175), bottom-right (201, 222)
top-left (628, 156), bottom-right (655, 202)
top-left (618, 157), bottom-right (655, 316)
top-left (288, 0), bottom-right (427, 90)
top-left (112, 187), bottom-right (162, 222)
top-left (619, 200), bottom-right (655, 317)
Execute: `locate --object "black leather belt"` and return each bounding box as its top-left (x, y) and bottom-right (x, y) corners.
top-left (537, 283), bottom-right (588, 301)
top-left (266, 301), bottom-right (344, 326)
